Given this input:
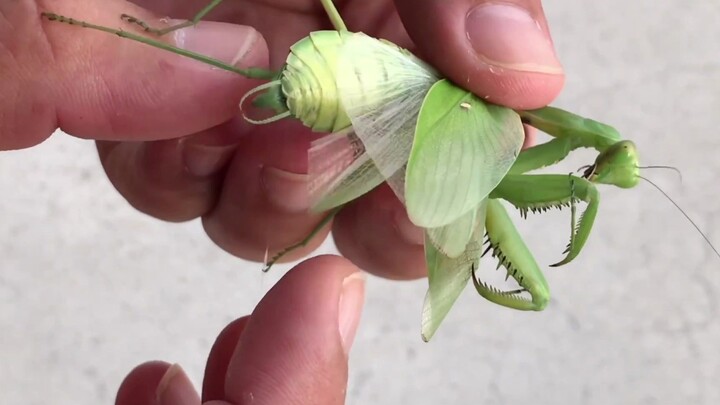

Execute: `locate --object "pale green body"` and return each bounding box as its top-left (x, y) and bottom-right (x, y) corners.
top-left (42, 0), bottom-right (665, 342)
top-left (258, 29), bottom-right (432, 135)
top-left (282, 31), bottom-right (352, 132)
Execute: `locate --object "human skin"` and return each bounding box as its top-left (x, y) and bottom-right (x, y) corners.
top-left (114, 255), bottom-right (367, 405)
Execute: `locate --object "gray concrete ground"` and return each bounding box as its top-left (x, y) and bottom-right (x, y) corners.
top-left (2, 1), bottom-right (720, 403)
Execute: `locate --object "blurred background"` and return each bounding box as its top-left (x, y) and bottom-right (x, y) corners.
top-left (2, 1), bottom-right (720, 404)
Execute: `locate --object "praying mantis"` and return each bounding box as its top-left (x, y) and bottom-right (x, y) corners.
top-left (40, 0), bottom-right (720, 342)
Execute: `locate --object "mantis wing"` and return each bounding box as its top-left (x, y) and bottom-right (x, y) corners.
top-left (425, 206), bottom-right (478, 258)
top-left (308, 129), bottom-right (387, 212)
top-left (421, 200), bottom-right (488, 342)
top-left (406, 79), bottom-right (524, 229)
top-left (335, 33), bottom-right (439, 201)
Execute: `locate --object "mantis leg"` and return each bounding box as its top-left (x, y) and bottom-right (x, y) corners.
top-left (472, 199), bottom-right (550, 311)
top-left (121, 0), bottom-right (226, 35)
top-left (40, 11), bottom-right (277, 79)
top-left (262, 205), bottom-right (344, 272)
top-left (509, 137), bottom-right (575, 175)
top-left (517, 107), bottom-right (621, 153)
top-left (119, 0), bottom-right (348, 34)
top-left (490, 174), bottom-right (600, 266)
top-left (512, 104), bottom-right (636, 175)
top-left (320, 0), bottom-right (349, 31)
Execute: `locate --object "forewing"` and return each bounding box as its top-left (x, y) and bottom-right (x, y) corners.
top-left (426, 206), bottom-right (477, 258)
top-left (421, 200), bottom-right (488, 342)
top-left (336, 33), bottom-right (439, 201)
top-left (406, 79), bottom-right (524, 228)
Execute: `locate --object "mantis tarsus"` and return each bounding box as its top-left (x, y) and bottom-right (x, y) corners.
top-left (41, 0), bottom-right (720, 342)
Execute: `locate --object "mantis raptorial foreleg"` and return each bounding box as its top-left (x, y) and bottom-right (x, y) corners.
top-left (473, 199), bottom-right (549, 311)
top-left (491, 174), bottom-right (599, 266)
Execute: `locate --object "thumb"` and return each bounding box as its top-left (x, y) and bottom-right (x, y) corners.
top-left (394, 0), bottom-right (564, 109)
top-left (1, 1), bottom-right (267, 150)
top-left (113, 256), bottom-right (364, 405)
top-left (221, 256), bottom-right (365, 405)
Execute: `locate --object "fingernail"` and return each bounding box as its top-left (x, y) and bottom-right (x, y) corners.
top-left (172, 21), bottom-right (259, 67)
top-left (393, 208), bottom-right (424, 245)
top-left (466, 3), bottom-right (562, 74)
top-left (338, 272), bottom-right (365, 355)
top-left (155, 364), bottom-right (200, 405)
top-left (261, 166), bottom-right (310, 213)
top-left (183, 143), bottom-right (237, 177)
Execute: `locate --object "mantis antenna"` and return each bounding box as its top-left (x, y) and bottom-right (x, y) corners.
top-left (637, 165), bottom-right (683, 183)
top-left (638, 175), bottom-right (720, 261)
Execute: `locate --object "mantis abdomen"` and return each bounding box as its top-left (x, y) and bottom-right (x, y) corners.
top-left (282, 31), bottom-right (351, 132)
top-left (274, 31), bottom-right (438, 133)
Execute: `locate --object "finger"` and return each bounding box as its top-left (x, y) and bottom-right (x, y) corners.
top-left (395, 0), bottom-right (564, 109)
top-left (96, 117), bottom-right (250, 222)
top-left (222, 255), bottom-right (365, 405)
top-left (201, 120), bottom-right (331, 263)
top-left (3, 0), bottom-right (267, 150)
top-left (114, 320), bottom-right (249, 405)
top-left (332, 185), bottom-right (427, 280)
top-left (116, 361), bottom-right (172, 405)
top-left (115, 361), bottom-right (204, 405)
top-left (98, 113), bottom-right (330, 258)
top-left (523, 124), bottom-right (537, 149)
top-left (201, 317), bottom-right (249, 402)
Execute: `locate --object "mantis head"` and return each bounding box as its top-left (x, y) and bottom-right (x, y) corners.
top-left (586, 140), bottom-right (720, 262)
top-left (584, 140), bottom-right (640, 188)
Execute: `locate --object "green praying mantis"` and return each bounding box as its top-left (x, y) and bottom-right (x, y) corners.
top-left (40, 0), bottom-right (720, 342)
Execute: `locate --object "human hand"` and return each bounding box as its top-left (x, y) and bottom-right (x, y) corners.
top-left (115, 255), bottom-right (365, 405)
top-left (4, 0), bottom-right (563, 278)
